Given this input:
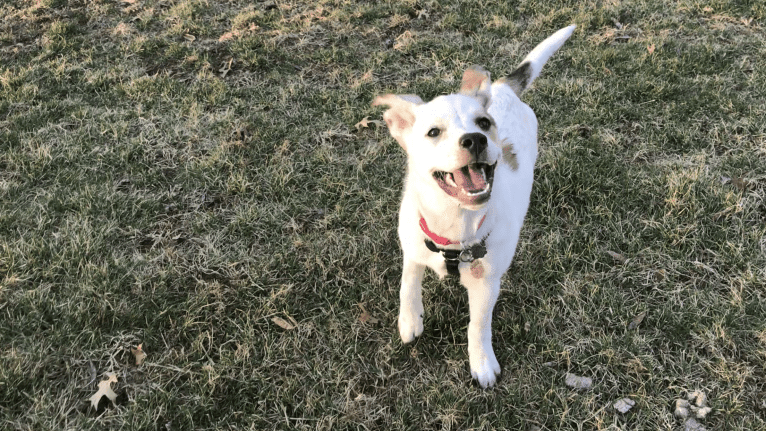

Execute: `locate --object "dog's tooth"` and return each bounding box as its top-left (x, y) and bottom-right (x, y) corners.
top-left (446, 173), bottom-right (457, 188)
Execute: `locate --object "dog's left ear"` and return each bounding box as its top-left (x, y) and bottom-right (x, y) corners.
top-left (460, 65), bottom-right (492, 107)
top-left (372, 94), bottom-right (424, 149)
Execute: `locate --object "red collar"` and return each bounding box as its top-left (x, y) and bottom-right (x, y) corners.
top-left (419, 214), bottom-right (486, 246)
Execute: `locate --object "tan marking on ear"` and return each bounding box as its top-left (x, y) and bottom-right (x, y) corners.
top-left (460, 65), bottom-right (492, 107)
top-left (460, 66), bottom-right (490, 93)
top-left (372, 94), bottom-right (423, 149)
top-left (502, 143), bottom-right (519, 171)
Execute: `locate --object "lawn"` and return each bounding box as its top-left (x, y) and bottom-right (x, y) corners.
top-left (1, 0), bottom-right (765, 429)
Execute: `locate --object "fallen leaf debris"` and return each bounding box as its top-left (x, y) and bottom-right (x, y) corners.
top-left (89, 373), bottom-right (118, 410)
top-left (674, 390), bottom-right (712, 430)
top-left (131, 344), bottom-right (147, 366)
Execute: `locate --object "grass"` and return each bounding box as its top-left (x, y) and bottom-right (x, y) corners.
top-left (1, 0), bottom-right (765, 429)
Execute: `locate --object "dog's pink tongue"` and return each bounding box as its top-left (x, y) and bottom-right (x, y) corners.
top-left (453, 165), bottom-right (486, 192)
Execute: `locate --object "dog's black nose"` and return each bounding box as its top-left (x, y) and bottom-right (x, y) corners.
top-left (459, 133), bottom-right (488, 156)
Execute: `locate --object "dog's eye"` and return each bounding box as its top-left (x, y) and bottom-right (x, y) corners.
top-left (427, 128), bottom-right (441, 138)
top-left (476, 117), bottom-right (492, 131)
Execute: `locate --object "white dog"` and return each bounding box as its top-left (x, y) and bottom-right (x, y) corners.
top-left (373, 25), bottom-right (575, 388)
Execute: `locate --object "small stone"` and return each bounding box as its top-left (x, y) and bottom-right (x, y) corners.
top-left (613, 397), bottom-right (635, 413)
top-left (684, 418), bottom-right (707, 431)
top-left (674, 399), bottom-right (690, 418)
top-left (565, 373), bottom-right (592, 389)
top-left (695, 406), bottom-right (712, 419)
top-left (688, 390), bottom-right (707, 407)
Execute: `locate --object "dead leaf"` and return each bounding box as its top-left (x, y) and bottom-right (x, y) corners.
top-left (613, 397), bottom-right (635, 413)
top-left (355, 117), bottom-right (384, 131)
top-left (647, 43), bottom-right (656, 54)
top-left (393, 30), bottom-right (414, 51)
top-left (606, 250), bottom-right (627, 263)
top-left (565, 373), bottom-right (592, 389)
top-left (219, 58), bottom-right (234, 78)
top-left (351, 70), bottom-right (374, 88)
top-left (730, 176), bottom-right (747, 191)
top-left (183, 34), bottom-right (196, 42)
top-left (358, 304), bottom-right (379, 324)
top-left (702, 6), bottom-right (713, 13)
top-left (131, 344), bottom-right (147, 365)
top-left (272, 316), bottom-right (296, 330)
top-left (628, 311), bottom-right (646, 330)
top-left (741, 17), bottom-right (753, 26)
top-left (89, 373), bottom-right (118, 410)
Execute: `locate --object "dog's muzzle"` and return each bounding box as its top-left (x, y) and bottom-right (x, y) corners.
top-left (432, 161), bottom-right (497, 206)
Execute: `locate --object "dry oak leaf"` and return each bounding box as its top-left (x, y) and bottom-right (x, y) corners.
top-left (730, 176), bottom-right (748, 191)
top-left (355, 117), bottom-right (384, 131)
top-left (606, 250), bottom-right (627, 263)
top-left (393, 31), bottom-right (415, 51)
top-left (89, 373), bottom-right (118, 410)
top-left (358, 304), bottom-right (380, 324)
top-left (131, 344), bottom-right (147, 365)
top-left (628, 311), bottom-right (646, 330)
top-left (272, 315), bottom-right (297, 330)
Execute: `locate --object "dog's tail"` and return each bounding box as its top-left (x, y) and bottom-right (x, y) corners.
top-left (501, 25), bottom-right (576, 96)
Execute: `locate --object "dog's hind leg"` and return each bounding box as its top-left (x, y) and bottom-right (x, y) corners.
top-left (399, 259), bottom-right (425, 343)
top-left (463, 276), bottom-right (502, 388)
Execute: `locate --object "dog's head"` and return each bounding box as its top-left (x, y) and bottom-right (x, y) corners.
top-left (373, 67), bottom-right (500, 209)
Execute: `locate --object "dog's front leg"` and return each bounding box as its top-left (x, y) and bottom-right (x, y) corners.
top-left (399, 258), bottom-right (425, 343)
top-left (464, 276), bottom-right (501, 388)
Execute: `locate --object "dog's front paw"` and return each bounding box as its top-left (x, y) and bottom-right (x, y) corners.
top-left (469, 345), bottom-right (501, 388)
top-left (398, 311), bottom-right (423, 344)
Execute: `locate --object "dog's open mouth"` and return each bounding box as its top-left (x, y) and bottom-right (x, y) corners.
top-left (433, 162), bottom-right (497, 206)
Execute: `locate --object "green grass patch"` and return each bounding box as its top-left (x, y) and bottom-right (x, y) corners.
top-left (1, 0), bottom-right (765, 429)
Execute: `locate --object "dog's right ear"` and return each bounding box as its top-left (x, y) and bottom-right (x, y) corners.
top-left (372, 94), bottom-right (423, 148)
top-left (460, 65), bottom-right (492, 107)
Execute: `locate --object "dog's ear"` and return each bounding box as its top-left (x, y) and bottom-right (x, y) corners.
top-left (372, 94), bottom-right (423, 148)
top-left (460, 65), bottom-right (492, 107)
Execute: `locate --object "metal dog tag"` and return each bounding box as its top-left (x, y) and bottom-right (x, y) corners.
top-left (459, 249), bottom-right (474, 262)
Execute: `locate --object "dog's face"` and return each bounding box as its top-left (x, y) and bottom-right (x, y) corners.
top-left (374, 80), bottom-right (502, 209)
